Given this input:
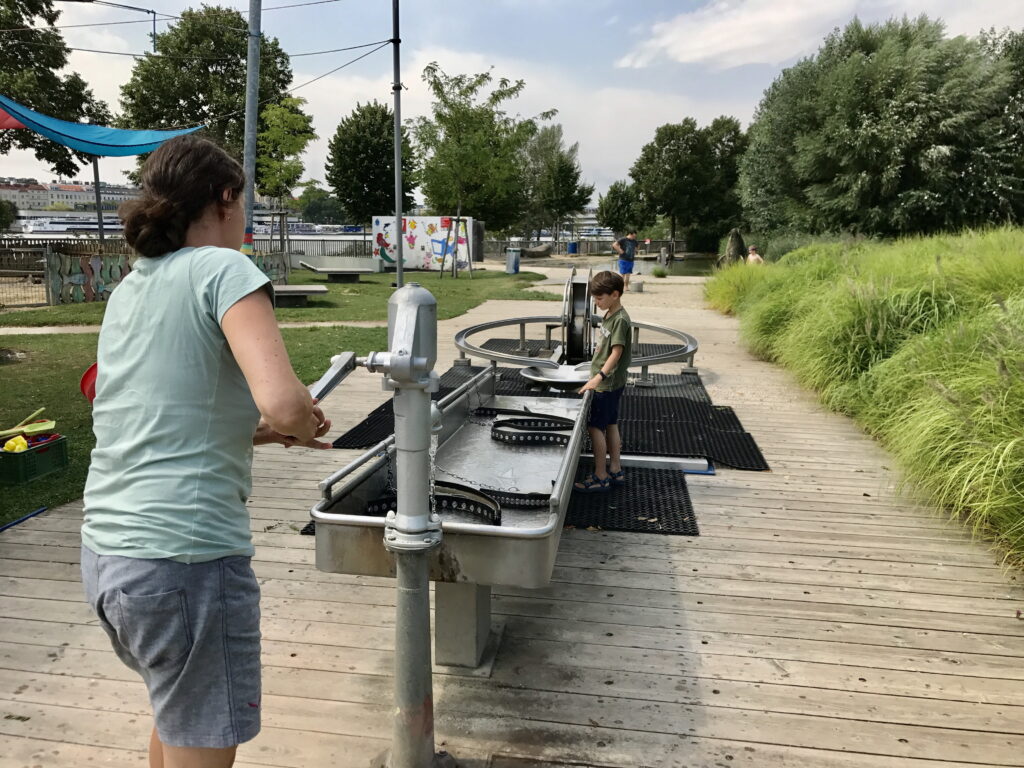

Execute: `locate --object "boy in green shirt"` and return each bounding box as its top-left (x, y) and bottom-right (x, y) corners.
top-left (575, 271), bottom-right (632, 492)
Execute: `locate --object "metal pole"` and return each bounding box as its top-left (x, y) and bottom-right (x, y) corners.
top-left (241, 0), bottom-right (262, 256)
top-left (91, 157), bottom-right (105, 245)
top-left (365, 285), bottom-right (455, 768)
top-left (389, 386), bottom-right (435, 768)
top-left (150, 10), bottom-right (156, 52)
top-left (392, 0), bottom-right (404, 288)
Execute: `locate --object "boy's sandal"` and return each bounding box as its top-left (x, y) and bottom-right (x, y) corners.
top-left (574, 473), bottom-right (610, 493)
top-left (608, 469), bottom-right (626, 486)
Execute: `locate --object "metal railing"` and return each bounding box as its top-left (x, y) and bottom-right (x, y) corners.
top-left (253, 237), bottom-right (375, 258)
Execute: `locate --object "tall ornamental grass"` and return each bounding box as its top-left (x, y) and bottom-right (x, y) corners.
top-left (704, 228), bottom-right (1024, 561)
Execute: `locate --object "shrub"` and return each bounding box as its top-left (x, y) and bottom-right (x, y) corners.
top-left (652, 266), bottom-right (668, 278)
top-left (857, 295), bottom-right (1024, 558)
top-left (705, 227), bottom-right (1024, 562)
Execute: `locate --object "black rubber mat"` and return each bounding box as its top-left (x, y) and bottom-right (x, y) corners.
top-left (618, 396), bottom-right (742, 431)
top-left (625, 373), bottom-right (710, 402)
top-left (587, 421), bottom-right (769, 471)
top-left (566, 462), bottom-right (698, 535)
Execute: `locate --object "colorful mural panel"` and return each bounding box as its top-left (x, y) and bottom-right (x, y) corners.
top-left (372, 216), bottom-right (472, 271)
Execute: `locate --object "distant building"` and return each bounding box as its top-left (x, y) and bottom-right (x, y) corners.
top-left (0, 177), bottom-right (140, 210)
top-left (0, 181), bottom-right (49, 210)
top-left (49, 183), bottom-right (92, 208)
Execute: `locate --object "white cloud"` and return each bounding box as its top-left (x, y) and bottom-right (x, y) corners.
top-left (619, 0), bottom-right (1024, 70)
top-left (2, 8), bottom-right (750, 197)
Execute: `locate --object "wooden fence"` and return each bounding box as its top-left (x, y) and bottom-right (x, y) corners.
top-left (0, 239), bottom-right (288, 308)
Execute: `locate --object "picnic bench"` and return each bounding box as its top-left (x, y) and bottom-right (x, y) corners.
top-left (299, 260), bottom-right (378, 283)
top-left (273, 284), bottom-right (328, 308)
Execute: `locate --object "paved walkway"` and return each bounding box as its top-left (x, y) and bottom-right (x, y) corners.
top-left (1, 272), bottom-right (1022, 767)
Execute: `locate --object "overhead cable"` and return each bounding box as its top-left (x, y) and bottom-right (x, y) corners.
top-left (165, 40), bottom-right (389, 129)
top-left (0, 0), bottom-right (341, 34)
top-left (9, 38), bottom-right (392, 61)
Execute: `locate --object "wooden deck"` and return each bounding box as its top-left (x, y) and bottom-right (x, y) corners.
top-left (2, 274), bottom-right (1023, 767)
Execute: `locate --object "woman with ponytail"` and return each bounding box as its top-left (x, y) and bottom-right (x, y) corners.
top-left (81, 134), bottom-right (330, 768)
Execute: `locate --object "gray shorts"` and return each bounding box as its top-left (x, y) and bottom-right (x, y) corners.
top-left (80, 545), bottom-right (262, 748)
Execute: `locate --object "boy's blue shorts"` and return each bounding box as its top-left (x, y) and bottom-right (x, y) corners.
top-left (618, 259), bottom-right (634, 275)
top-left (589, 386), bottom-right (625, 430)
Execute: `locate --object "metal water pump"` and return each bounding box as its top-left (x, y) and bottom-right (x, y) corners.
top-left (308, 283), bottom-right (455, 767)
top-left (361, 285), bottom-right (456, 768)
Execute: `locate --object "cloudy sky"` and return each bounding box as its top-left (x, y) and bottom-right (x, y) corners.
top-left (3, 0), bottom-right (1023, 198)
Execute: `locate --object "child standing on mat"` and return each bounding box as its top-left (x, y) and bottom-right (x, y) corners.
top-left (575, 271), bottom-right (632, 493)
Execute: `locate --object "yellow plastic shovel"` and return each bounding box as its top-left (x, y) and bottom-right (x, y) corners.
top-left (0, 408), bottom-right (56, 438)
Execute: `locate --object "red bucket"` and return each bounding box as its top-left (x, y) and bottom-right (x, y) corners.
top-left (80, 363), bottom-right (98, 404)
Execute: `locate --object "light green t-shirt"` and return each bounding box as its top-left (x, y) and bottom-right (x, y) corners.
top-left (82, 246), bottom-right (271, 563)
top-left (590, 307), bottom-right (632, 392)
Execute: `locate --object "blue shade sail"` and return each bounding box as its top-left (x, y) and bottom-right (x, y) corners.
top-left (0, 94), bottom-right (202, 157)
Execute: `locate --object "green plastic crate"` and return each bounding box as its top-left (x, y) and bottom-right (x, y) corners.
top-left (0, 436), bottom-right (69, 486)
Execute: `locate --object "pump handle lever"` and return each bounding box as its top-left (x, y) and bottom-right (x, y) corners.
top-left (308, 351), bottom-right (357, 403)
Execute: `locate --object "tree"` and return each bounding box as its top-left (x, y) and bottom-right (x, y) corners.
top-left (257, 97), bottom-right (316, 203)
top-left (413, 62), bottom-right (554, 232)
top-left (628, 117), bottom-right (744, 247)
top-left (699, 116), bottom-right (747, 235)
top-left (629, 119), bottom-right (704, 241)
top-left (297, 182), bottom-right (346, 224)
top-left (119, 5), bottom-right (296, 185)
top-left (537, 151), bottom-right (594, 238)
top-left (325, 101), bottom-right (415, 225)
top-left (519, 125), bottom-right (594, 238)
top-left (596, 180), bottom-right (654, 234)
top-left (0, 0), bottom-right (110, 176)
top-left (0, 200), bottom-right (17, 231)
top-left (739, 16), bottom-right (1024, 236)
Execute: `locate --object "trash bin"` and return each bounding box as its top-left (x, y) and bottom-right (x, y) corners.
top-left (505, 247), bottom-right (521, 274)
top-left (567, 241), bottom-right (578, 255)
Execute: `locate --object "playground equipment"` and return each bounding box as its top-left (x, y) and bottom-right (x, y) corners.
top-left (309, 270), bottom-right (701, 767)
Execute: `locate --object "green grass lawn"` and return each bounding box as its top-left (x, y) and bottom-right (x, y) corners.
top-left (0, 269), bottom-right (548, 327)
top-left (0, 326), bottom-right (388, 526)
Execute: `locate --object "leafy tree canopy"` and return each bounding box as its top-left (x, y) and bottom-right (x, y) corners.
top-left (0, 0), bottom-right (111, 176)
top-left (257, 97), bottom-right (316, 201)
top-left (596, 180), bottom-right (654, 235)
top-left (629, 116), bottom-right (745, 244)
top-left (325, 101), bottom-right (415, 224)
top-left (413, 62), bottom-right (555, 232)
top-left (118, 5), bottom-right (296, 185)
top-left (739, 16), bottom-right (1024, 236)
top-left (519, 125), bottom-right (594, 238)
top-left (296, 181), bottom-right (347, 224)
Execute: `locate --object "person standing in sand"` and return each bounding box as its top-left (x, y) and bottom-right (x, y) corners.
top-left (612, 230), bottom-right (638, 291)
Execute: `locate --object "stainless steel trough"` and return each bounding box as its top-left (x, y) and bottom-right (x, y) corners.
top-left (312, 366), bottom-right (591, 668)
top-left (313, 366), bottom-right (589, 588)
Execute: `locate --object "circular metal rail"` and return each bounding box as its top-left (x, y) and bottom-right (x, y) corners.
top-left (453, 316), bottom-right (698, 368)
top-left (453, 271), bottom-right (698, 374)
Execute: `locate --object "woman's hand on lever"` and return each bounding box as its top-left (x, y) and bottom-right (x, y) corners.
top-left (254, 401), bottom-right (332, 449)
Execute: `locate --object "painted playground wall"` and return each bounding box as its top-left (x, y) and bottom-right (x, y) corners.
top-left (372, 216), bottom-right (473, 271)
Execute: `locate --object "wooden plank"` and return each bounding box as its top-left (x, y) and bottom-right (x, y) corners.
top-left (2, 649), bottom-right (1022, 766)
